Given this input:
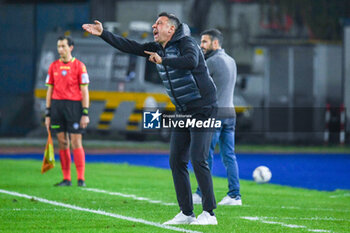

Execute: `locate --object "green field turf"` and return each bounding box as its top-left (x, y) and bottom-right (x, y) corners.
top-left (0, 159), bottom-right (349, 233)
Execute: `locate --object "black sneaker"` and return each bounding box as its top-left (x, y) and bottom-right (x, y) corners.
top-left (54, 179), bottom-right (72, 187)
top-left (77, 179), bottom-right (86, 187)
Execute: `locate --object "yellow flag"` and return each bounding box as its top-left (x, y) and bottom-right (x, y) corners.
top-left (41, 129), bottom-right (55, 174)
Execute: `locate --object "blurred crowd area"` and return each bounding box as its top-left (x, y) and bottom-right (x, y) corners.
top-left (1, 0), bottom-right (350, 145)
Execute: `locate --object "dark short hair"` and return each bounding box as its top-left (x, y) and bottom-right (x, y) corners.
top-left (57, 36), bottom-right (74, 46)
top-left (200, 29), bottom-right (223, 46)
top-left (158, 12), bottom-right (180, 30)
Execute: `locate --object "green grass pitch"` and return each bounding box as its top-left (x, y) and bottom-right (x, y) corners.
top-left (0, 159), bottom-right (349, 232)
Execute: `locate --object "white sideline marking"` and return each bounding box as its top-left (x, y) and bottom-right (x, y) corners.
top-left (1, 208), bottom-right (72, 212)
top-left (258, 216), bottom-right (350, 222)
top-left (241, 216), bottom-right (331, 233)
top-left (241, 204), bottom-right (350, 213)
top-left (83, 188), bottom-right (177, 206)
top-left (84, 188), bottom-right (350, 215)
top-left (281, 205), bottom-right (349, 213)
top-left (308, 230), bottom-right (332, 233)
top-left (329, 193), bottom-right (350, 198)
top-left (0, 189), bottom-right (201, 233)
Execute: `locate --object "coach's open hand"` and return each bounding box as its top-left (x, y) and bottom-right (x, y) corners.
top-left (144, 51), bottom-right (162, 64)
top-left (82, 20), bottom-right (103, 36)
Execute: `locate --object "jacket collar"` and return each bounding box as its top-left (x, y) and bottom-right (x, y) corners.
top-left (204, 49), bottom-right (224, 59)
top-left (166, 23), bottom-right (191, 46)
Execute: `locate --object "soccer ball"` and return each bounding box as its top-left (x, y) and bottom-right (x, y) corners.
top-left (253, 166), bottom-right (272, 183)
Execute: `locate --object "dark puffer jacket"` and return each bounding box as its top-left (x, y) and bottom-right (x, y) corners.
top-left (100, 24), bottom-right (217, 112)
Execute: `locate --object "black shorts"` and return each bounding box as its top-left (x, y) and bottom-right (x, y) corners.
top-left (50, 100), bottom-right (85, 134)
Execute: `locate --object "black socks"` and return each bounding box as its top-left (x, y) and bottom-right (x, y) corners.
top-left (183, 210), bottom-right (215, 216)
top-left (207, 210), bottom-right (215, 216)
top-left (183, 211), bottom-right (194, 217)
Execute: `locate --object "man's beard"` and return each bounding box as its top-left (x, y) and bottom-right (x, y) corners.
top-left (203, 49), bottom-right (214, 59)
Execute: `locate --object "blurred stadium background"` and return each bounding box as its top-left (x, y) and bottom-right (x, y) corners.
top-left (0, 0), bottom-right (350, 168)
top-left (1, 0), bottom-right (350, 145)
top-left (1, 1), bottom-right (350, 232)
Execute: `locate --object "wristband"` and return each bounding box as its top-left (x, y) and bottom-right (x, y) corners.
top-left (82, 107), bottom-right (89, 116)
top-left (45, 107), bottom-right (51, 117)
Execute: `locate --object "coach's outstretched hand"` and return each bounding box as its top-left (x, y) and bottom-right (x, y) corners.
top-left (82, 20), bottom-right (103, 36)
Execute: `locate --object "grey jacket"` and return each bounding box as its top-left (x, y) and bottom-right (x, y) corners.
top-left (205, 49), bottom-right (236, 118)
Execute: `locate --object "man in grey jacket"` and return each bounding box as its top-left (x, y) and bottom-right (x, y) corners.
top-left (193, 29), bottom-right (242, 205)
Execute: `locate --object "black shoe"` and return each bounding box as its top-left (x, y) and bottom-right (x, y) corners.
top-left (54, 179), bottom-right (72, 187)
top-left (77, 179), bottom-right (86, 187)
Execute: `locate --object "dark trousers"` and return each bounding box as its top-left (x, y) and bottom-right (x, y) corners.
top-left (169, 106), bottom-right (217, 213)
